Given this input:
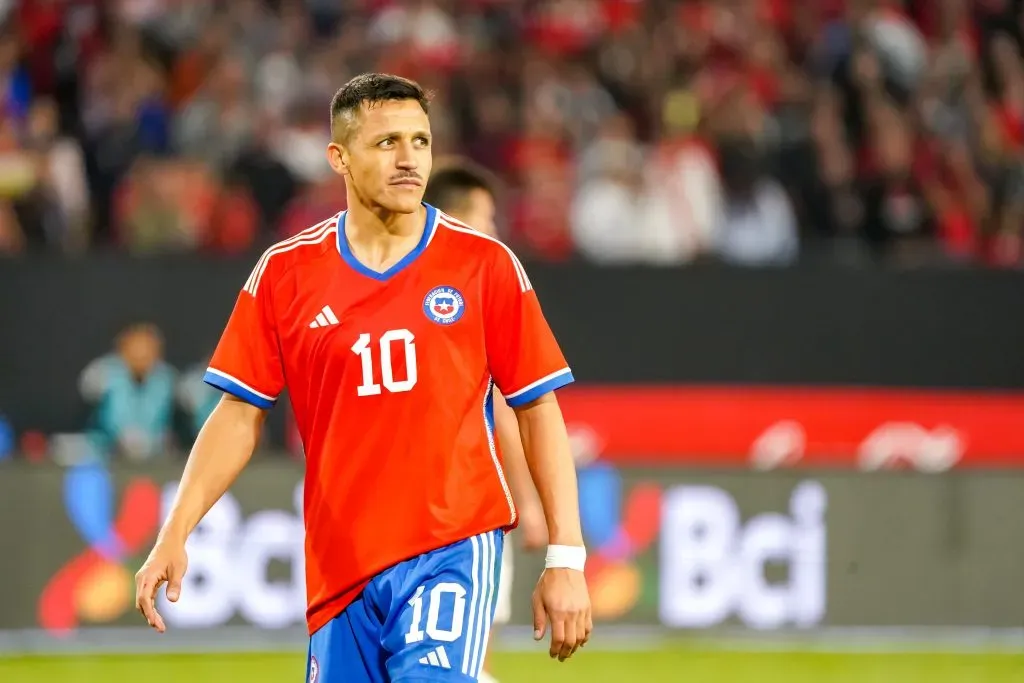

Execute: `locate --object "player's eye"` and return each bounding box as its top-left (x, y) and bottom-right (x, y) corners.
top-left (377, 139), bottom-right (395, 149)
top-left (415, 136), bottom-right (431, 147)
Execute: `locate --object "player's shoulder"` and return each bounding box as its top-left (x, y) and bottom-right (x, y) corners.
top-left (243, 213), bottom-right (341, 296)
top-left (433, 210), bottom-right (532, 292)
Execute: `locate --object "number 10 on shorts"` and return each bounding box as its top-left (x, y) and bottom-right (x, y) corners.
top-left (405, 583), bottom-right (467, 644)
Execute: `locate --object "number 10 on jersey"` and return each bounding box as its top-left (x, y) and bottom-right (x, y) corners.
top-left (351, 329), bottom-right (418, 396)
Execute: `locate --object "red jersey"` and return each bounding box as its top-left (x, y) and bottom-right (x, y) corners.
top-left (204, 204), bottom-right (573, 634)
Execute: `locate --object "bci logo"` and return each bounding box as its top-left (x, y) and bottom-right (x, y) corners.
top-left (659, 481), bottom-right (827, 630)
top-left (158, 483), bottom-right (307, 628)
top-left (155, 478), bottom-right (828, 632)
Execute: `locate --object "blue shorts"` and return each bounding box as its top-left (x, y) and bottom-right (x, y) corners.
top-left (308, 530), bottom-right (504, 683)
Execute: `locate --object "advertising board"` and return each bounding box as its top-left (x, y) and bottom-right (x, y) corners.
top-left (2, 462), bottom-right (1022, 634)
top-left (558, 387), bottom-right (1024, 469)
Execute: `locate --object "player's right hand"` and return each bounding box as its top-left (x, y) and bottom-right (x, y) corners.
top-left (532, 567), bottom-right (592, 662)
top-left (135, 540), bottom-right (188, 633)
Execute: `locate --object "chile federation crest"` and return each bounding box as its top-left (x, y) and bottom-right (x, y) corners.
top-left (423, 286), bottom-right (465, 325)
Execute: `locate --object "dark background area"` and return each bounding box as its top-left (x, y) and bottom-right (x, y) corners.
top-left (3, 256), bottom-right (1024, 437)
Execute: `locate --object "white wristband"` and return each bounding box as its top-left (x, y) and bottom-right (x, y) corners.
top-left (545, 544), bottom-right (587, 571)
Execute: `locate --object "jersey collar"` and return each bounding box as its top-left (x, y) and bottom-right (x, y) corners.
top-left (336, 203), bottom-right (439, 282)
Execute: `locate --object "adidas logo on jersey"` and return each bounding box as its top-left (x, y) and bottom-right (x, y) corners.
top-left (418, 645), bottom-right (451, 670)
top-left (309, 305), bottom-right (340, 329)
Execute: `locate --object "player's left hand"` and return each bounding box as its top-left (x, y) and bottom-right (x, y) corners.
top-left (532, 567), bottom-right (592, 662)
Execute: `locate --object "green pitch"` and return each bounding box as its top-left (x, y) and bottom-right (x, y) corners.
top-left (2, 648), bottom-right (1022, 683)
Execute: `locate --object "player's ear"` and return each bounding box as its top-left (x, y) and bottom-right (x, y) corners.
top-left (326, 142), bottom-right (350, 177)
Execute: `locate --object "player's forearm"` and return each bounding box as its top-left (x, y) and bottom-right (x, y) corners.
top-left (493, 391), bottom-right (541, 509)
top-left (513, 393), bottom-right (584, 547)
top-left (158, 395), bottom-right (264, 544)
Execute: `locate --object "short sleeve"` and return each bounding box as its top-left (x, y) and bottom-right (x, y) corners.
top-left (203, 266), bottom-right (285, 410)
top-left (484, 245), bottom-right (573, 407)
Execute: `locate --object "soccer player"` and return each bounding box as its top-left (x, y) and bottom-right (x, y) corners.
top-left (135, 74), bottom-right (591, 683)
top-left (424, 160), bottom-right (548, 683)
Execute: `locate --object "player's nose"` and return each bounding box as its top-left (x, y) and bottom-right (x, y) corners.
top-left (395, 154), bottom-right (417, 170)
top-left (391, 139), bottom-right (416, 165)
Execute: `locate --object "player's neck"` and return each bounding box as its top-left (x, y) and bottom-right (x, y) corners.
top-left (343, 201), bottom-right (426, 272)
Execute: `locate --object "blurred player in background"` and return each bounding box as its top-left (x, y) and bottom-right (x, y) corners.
top-left (425, 160), bottom-right (549, 683)
top-left (135, 74), bottom-right (591, 683)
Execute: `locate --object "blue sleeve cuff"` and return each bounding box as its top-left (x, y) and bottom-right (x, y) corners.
top-left (203, 369), bottom-right (277, 410)
top-left (504, 369), bottom-right (575, 407)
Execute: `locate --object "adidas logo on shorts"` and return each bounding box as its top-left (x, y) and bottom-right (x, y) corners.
top-left (418, 645), bottom-right (451, 669)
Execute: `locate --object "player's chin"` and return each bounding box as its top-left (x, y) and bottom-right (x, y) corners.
top-left (380, 187), bottom-right (425, 213)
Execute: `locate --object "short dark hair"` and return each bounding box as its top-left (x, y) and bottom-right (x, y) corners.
top-left (330, 73), bottom-right (431, 142)
top-left (424, 158), bottom-right (498, 213)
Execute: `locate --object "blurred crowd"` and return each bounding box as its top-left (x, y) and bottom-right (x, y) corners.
top-left (2, 0), bottom-right (1024, 267)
